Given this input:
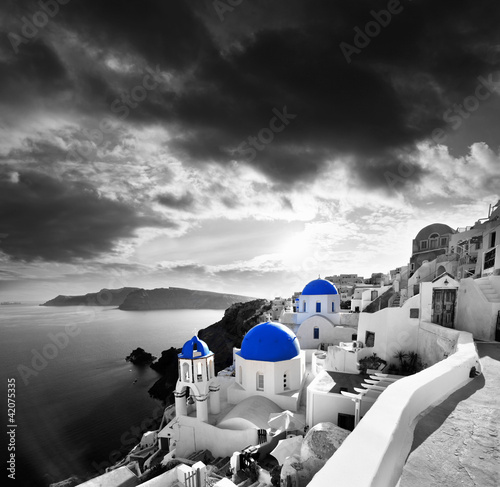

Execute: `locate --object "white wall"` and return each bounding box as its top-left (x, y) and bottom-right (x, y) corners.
top-left (325, 346), bottom-right (359, 374)
top-left (234, 354), bottom-right (303, 395)
top-left (455, 277), bottom-right (500, 341)
top-left (296, 316), bottom-right (357, 349)
top-left (296, 315), bottom-right (335, 349)
top-left (299, 293), bottom-right (341, 318)
top-left (339, 312), bottom-right (359, 327)
top-left (417, 321), bottom-right (459, 366)
top-left (167, 415), bottom-right (259, 458)
top-left (308, 331), bottom-right (480, 487)
top-left (357, 295), bottom-right (420, 365)
top-left (306, 370), bottom-right (357, 427)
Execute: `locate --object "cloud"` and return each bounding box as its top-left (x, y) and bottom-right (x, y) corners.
top-left (3, 0), bottom-right (500, 193)
top-left (0, 169), bottom-right (170, 262)
top-left (157, 192), bottom-right (195, 210)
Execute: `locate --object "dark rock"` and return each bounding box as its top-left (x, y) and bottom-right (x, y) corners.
top-left (126, 347), bottom-right (156, 365)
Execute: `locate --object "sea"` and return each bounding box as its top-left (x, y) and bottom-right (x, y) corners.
top-left (0, 304), bottom-right (224, 486)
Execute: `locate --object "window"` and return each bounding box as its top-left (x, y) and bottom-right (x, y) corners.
top-left (257, 373), bottom-right (264, 391)
top-left (484, 248), bottom-right (496, 270)
top-left (410, 308), bottom-right (419, 319)
top-left (182, 362), bottom-right (190, 382)
top-left (239, 366), bottom-right (242, 385)
top-left (420, 240), bottom-right (428, 250)
top-left (338, 413), bottom-right (355, 431)
top-left (365, 331), bottom-right (375, 347)
top-left (283, 372), bottom-right (289, 391)
top-left (316, 302), bottom-right (321, 313)
top-left (491, 232), bottom-right (496, 249)
top-left (303, 301), bottom-right (307, 313)
top-left (371, 290), bottom-right (378, 300)
top-left (313, 327), bottom-right (319, 339)
top-left (331, 302), bottom-right (335, 312)
top-left (440, 236), bottom-right (448, 246)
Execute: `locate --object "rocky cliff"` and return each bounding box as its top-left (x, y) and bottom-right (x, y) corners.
top-left (41, 287), bottom-right (139, 306)
top-left (41, 286), bottom-right (255, 309)
top-left (148, 298), bottom-right (271, 401)
top-left (119, 287), bottom-right (255, 310)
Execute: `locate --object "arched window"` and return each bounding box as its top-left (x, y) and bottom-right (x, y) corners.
top-left (331, 302), bottom-right (335, 312)
top-left (429, 233), bottom-right (439, 249)
top-left (313, 327), bottom-right (319, 339)
top-left (182, 362), bottom-right (190, 382)
top-left (303, 301), bottom-right (307, 313)
top-left (316, 302), bottom-right (321, 313)
top-left (197, 361), bottom-right (203, 381)
top-left (256, 372), bottom-right (264, 391)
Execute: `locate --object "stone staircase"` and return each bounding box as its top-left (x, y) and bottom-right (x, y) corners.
top-left (390, 292), bottom-right (401, 307)
top-left (476, 279), bottom-right (500, 303)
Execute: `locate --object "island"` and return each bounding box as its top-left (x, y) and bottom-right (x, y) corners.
top-left (41, 286), bottom-right (256, 310)
top-left (126, 348), bottom-right (157, 366)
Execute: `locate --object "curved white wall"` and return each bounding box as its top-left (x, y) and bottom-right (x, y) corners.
top-left (308, 330), bottom-right (479, 487)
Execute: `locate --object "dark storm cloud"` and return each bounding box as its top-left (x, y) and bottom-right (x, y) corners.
top-left (0, 38), bottom-right (69, 105)
top-left (0, 170), bottom-right (170, 262)
top-left (156, 192), bottom-right (195, 210)
top-left (2, 0), bottom-right (500, 190)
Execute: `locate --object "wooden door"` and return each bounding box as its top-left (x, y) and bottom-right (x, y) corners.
top-left (432, 289), bottom-right (456, 328)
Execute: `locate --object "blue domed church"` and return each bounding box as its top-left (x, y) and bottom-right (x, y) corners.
top-left (227, 322), bottom-right (305, 411)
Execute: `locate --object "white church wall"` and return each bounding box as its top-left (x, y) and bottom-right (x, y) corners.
top-left (296, 315), bottom-right (335, 349)
top-left (308, 331), bottom-right (479, 487)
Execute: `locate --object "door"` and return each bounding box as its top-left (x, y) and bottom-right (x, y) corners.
top-left (432, 289), bottom-right (456, 327)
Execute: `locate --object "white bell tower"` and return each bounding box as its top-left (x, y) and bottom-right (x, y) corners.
top-left (174, 336), bottom-right (220, 422)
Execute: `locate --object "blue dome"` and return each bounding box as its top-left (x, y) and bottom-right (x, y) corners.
top-left (179, 336), bottom-right (212, 359)
top-left (239, 322), bottom-right (300, 362)
top-left (301, 279), bottom-right (338, 296)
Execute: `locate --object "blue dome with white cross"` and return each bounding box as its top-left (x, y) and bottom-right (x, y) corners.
top-left (238, 322), bottom-right (300, 362)
top-left (301, 278), bottom-right (338, 296)
top-left (179, 336), bottom-right (212, 359)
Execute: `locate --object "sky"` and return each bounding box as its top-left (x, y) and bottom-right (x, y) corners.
top-left (1, 0), bottom-right (500, 301)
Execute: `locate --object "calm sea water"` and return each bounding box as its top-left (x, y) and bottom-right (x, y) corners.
top-left (0, 304), bottom-right (224, 486)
